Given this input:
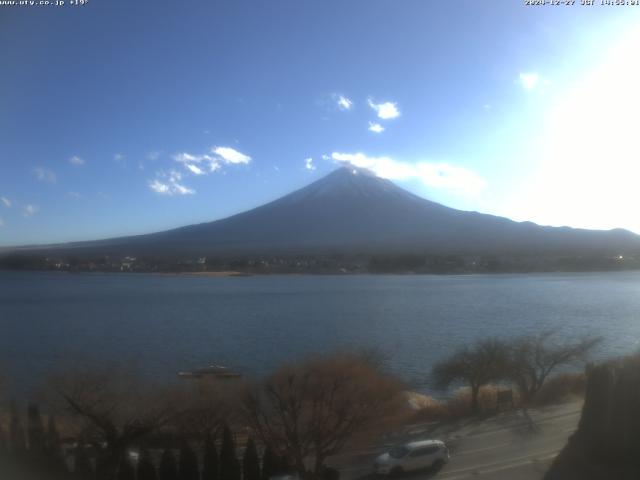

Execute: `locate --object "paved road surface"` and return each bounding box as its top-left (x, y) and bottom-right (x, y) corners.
top-left (330, 402), bottom-right (582, 480)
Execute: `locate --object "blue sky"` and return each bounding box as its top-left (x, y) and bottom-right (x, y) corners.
top-left (1, 0), bottom-right (640, 246)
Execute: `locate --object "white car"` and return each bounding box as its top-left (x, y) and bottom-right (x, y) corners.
top-left (374, 439), bottom-right (449, 475)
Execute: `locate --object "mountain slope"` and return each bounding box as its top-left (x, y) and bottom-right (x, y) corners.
top-left (8, 166), bottom-right (640, 258)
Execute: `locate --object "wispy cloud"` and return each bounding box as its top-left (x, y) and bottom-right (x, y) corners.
top-left (149, 180), bottom-right (170, 195)
top-left (331, 152), bottom-right (486, 195)
top-left (368, 122), bottom-right (385, 133)
top-left (174, 153), bottom-right (216, 173)
top-left (326, 93), bottom-right (354, 112)
top-left (69, 155), bottom-right (85, 166)
top-left (368, 99), bottom-right (400, 120)
top-left (68, 191), bottom-right (82, 199)
top-left (305, 158), bottom-right (316, 171)
top-left (114, 153), bottom-right (125, 162)
top-left (174, 146), bottom-right (251, 173)
top-left (22, 204), bottom-right (39, 217)
top-left (149, 170), bottom-right (194, 196)
top-left (171, 184), bottom-right (194, 195)
top-left (174, 153), bottom-right (203, 163)
top-left (212, 146), bottom-right (251, 164)
top-left (1, 196), bottom-right (10, 208)
top-left (32, 167), bottom-right (57, 184)
top-left (185, 164), bottom-right (205, 175)
top-left (147, 151), bottom-right (161, 161)
top-left (336, 95), bottom-right (353, 111)
top-left (152, 145), bottom-right (251, 196)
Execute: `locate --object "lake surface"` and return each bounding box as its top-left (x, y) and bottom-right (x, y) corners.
top-left (2, 270), bottom-right (640, 396)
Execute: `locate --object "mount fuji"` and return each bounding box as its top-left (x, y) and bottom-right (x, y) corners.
top-left (6, 166), bottom-right (640, 259)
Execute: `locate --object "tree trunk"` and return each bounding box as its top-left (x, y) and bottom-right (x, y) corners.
top-left (471, 385), bottom-right (480, 414)
top-left (97, 442), bottom-right (125, 480)
top-left (313, 454), bottom-right (325, 479)
top-left (293, 455), bottom-right (308, 480)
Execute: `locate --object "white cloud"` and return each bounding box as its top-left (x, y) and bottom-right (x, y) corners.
top-left (172, 184), bottom-right (193, 195)
top-left (168, 170), bottom-right (193, 191)
top-left (212, 146), bottom-right (251, 164)
top-left (69, 155), bottom-right (85, 166)
top-left (32, 167), bottom-right (57, 184)
top-left (22, 204), bottom-right (39, 217)
top-left (174, 153), bottom-right (203, 163)
top-left (305, 158), bottom-right (316, 171)
top-left (149, 180), bottom-right (170, 194)
top-left (68, 191), bottom-right (82, 199)
top-left (336, 95), bottom-right (353, 111)
top-left (174, 146), bottom-right (251, 177)
top-left (368, 122), bottom-right (385, 133)
top-left (186, 164), bottom-right (205, 175)
top-left (321, 154), bottom-right (330, 160)
top-left (368, 99), bottom-right (400, 120)
top-left (149, 170), bottom-right (195, 196)
top-left (174, 152), bottom-right (215, 173)
top-left (1, 196), bottom-right (10, 208)
top-left (147, 151), bottom-right (161, 161)
top-left (331, 152), bottom-right (486, 195)
top-left (114, 153), bottom-right (125, 162)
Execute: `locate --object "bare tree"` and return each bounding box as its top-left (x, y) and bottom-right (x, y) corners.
top-left (0, 368), bottom-right (7, 402)
top-left (170, 379), bottom-right (243, 446)
top-left (432, 339), bottom-right (510, 414)
top-left (243, 353), bottom-right (404, 480)
top-left (51, 364), bottom-right (177, 479)
top-left (507, 331), bottom-right (601, 405)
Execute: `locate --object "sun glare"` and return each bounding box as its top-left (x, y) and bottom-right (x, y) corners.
top-left (527, 25), bottom-right (640, 232)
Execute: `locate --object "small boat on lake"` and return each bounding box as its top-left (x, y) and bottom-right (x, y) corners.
top-left (178, 364), bottom-right (242, 379)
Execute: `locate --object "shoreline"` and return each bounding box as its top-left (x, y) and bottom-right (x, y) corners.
top-left (159, 271), bottom-right (253, 277)
top-left (3, 268), bottom-right (640, 278)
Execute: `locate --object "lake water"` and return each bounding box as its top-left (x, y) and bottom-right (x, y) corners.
top-left (1, 270), bottom-right (640, 396)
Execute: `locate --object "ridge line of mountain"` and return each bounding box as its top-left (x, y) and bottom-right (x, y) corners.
top-left (2, 167), bottom-right (639, 271)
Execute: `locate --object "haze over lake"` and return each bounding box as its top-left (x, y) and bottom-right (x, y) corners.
top-left (2, 270), bottom-right (640, 395)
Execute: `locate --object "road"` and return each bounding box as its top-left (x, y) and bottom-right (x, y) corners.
top-left (330, 401), bottom-right (582, 480)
